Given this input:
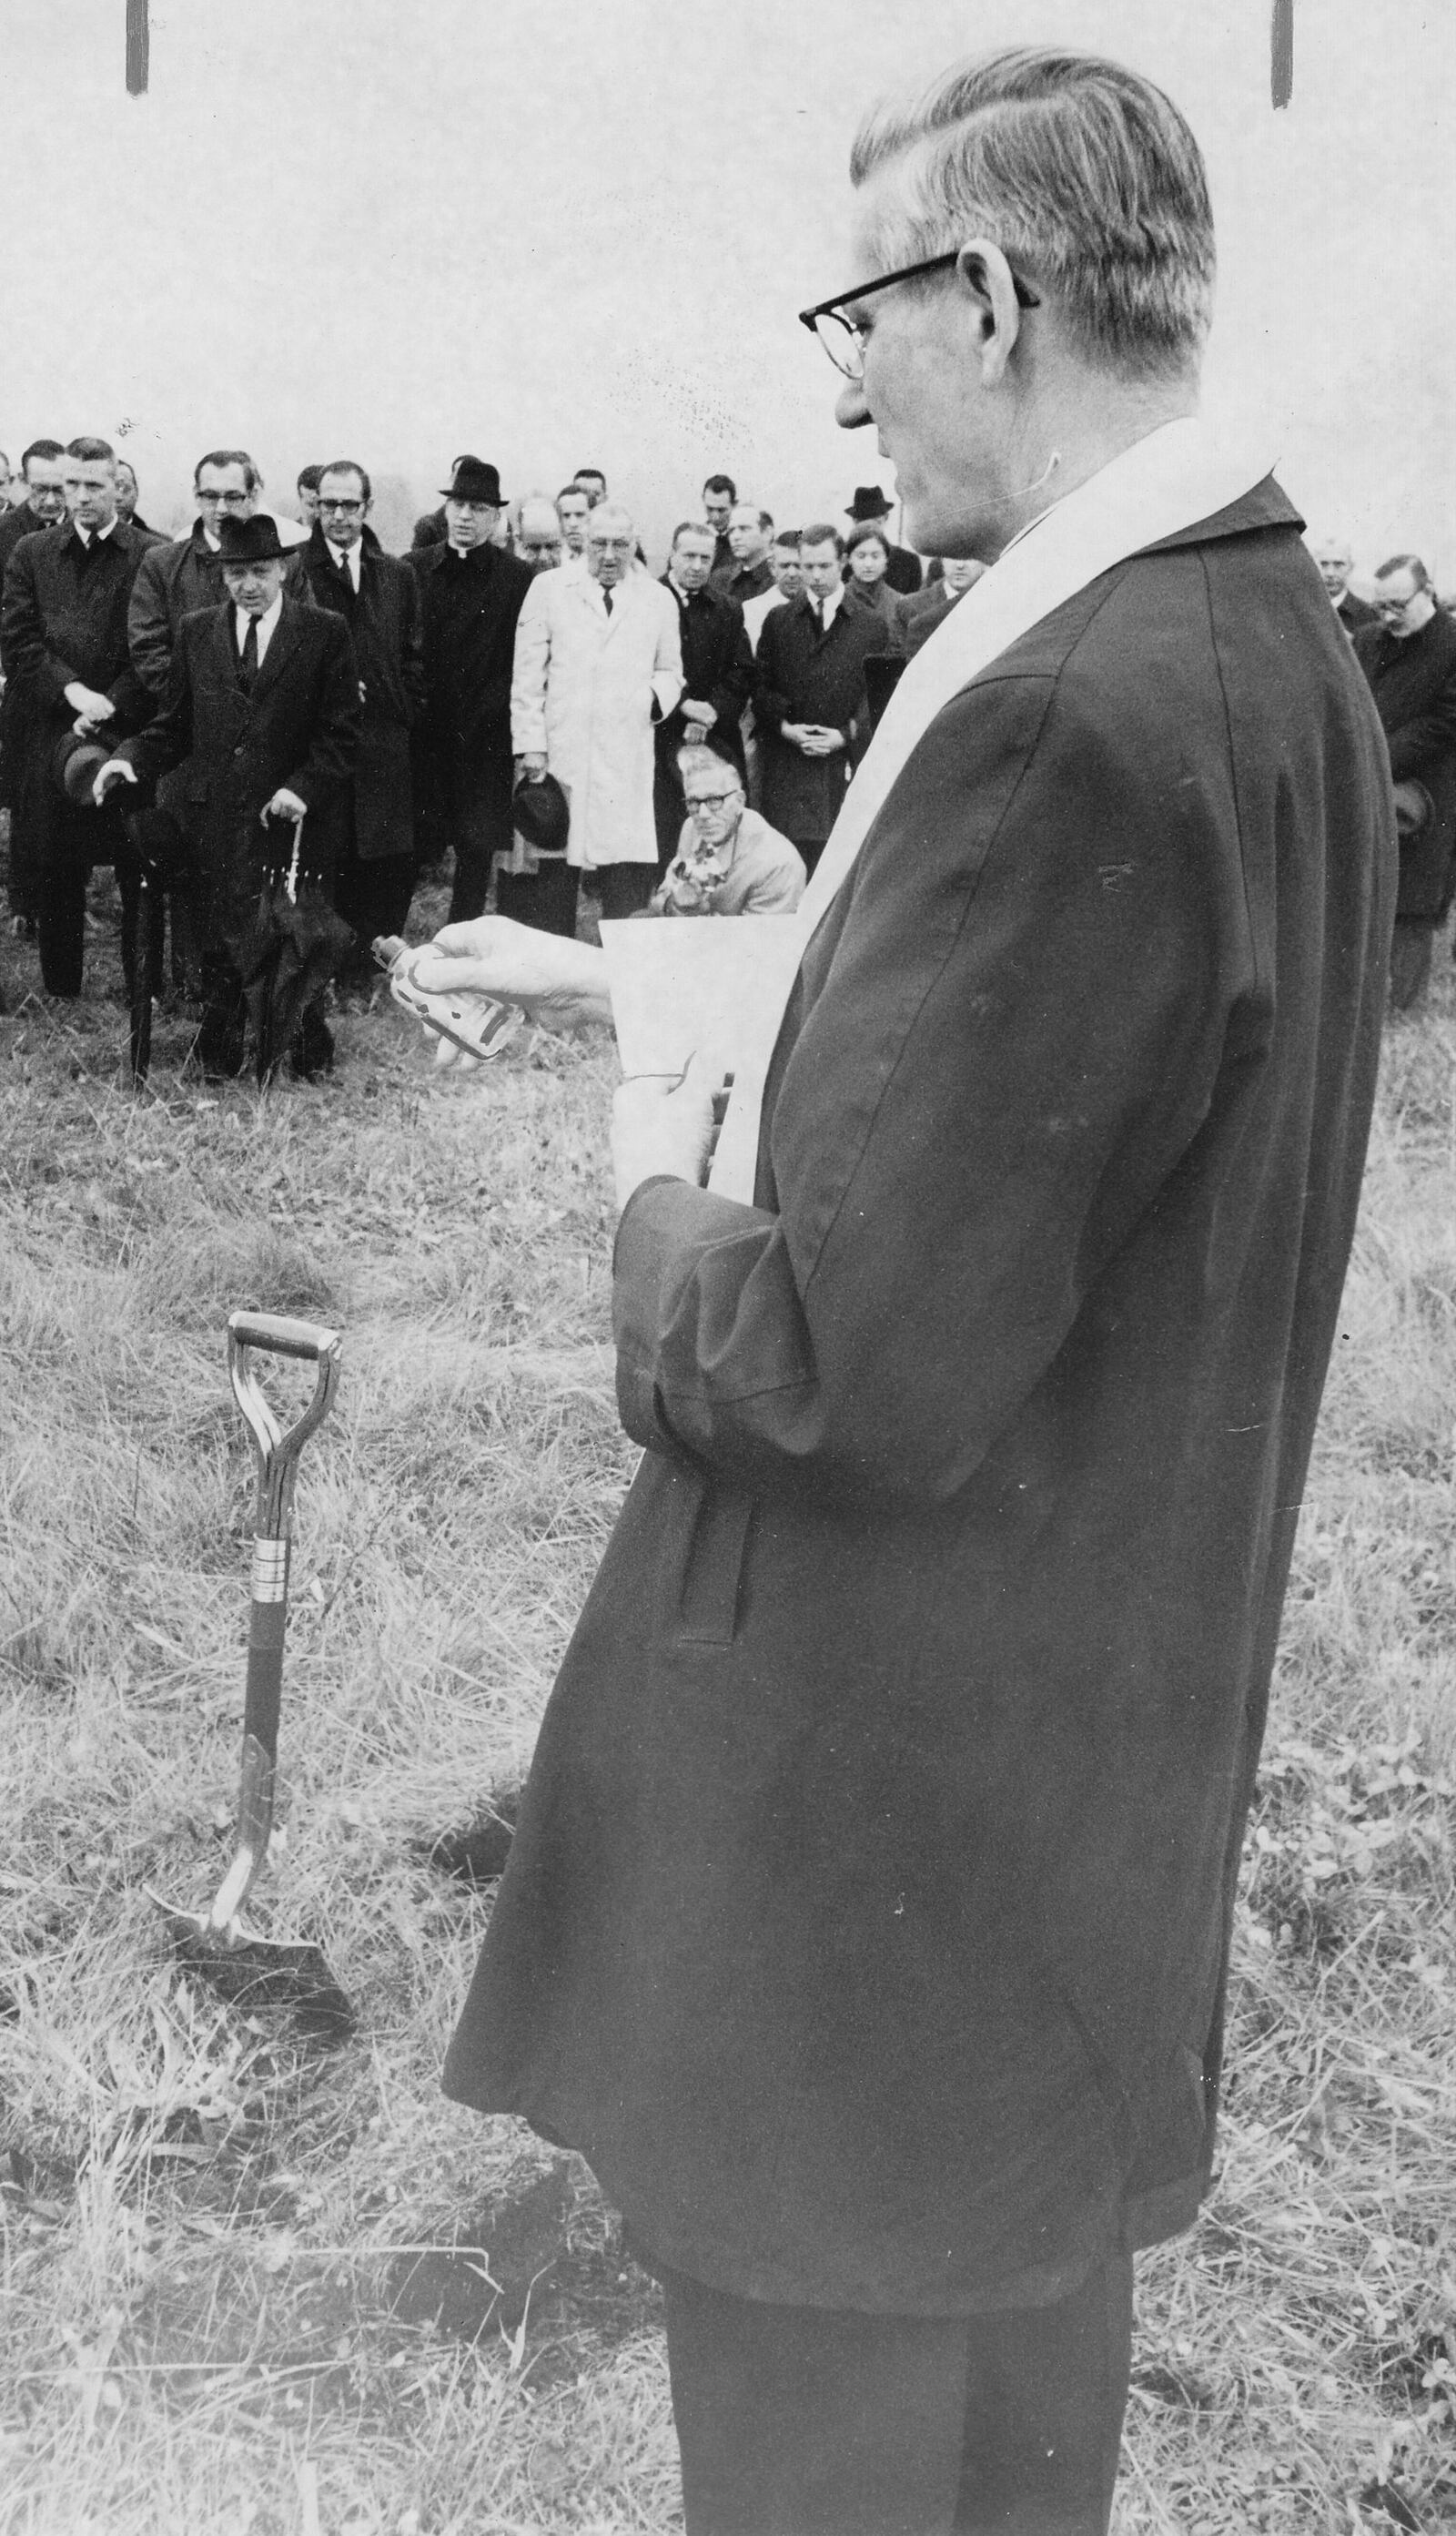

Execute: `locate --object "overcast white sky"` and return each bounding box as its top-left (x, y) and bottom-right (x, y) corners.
top-left (2, 0), bottom-right (1451, 573)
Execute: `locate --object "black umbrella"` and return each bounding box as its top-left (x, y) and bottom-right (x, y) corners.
top-left (232, 815), bottom-right (353, 1083)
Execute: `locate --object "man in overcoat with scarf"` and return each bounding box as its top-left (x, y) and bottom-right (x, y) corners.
top-left (421, 46), bottom-right (1393, 2536)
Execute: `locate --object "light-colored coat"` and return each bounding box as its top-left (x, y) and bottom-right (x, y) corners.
top-left (511, 564), bottom-right (682, 867)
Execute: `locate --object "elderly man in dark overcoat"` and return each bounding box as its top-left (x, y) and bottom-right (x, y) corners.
top-left (752, 522), bottom-right (886, 876)
top-left (96, 515), bottom-right (359, 1074)
top-left (1353, 553), bottom-right (1456, 1009)
top-left (408, 458), bottom-right (533, 922)
top-left (0, 438), bottom-right (68, 932)
top-left (299, 461), bottom-right (425, 983)
top-left (0, 435), bottom-right (161, 994)
top-left (427, 46), bottom-right (1392, 2535)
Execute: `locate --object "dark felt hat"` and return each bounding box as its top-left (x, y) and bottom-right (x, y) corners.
top-left (54, 732), bottom-right (113, 807)
top-left (441, 456), bottom-right (506, 505)
top-left (217, 513), bottom-right (288, 565)
top-left (846, 485), bottom-right (895, 522)
top-left (511, 770), bottom-right (571, 856)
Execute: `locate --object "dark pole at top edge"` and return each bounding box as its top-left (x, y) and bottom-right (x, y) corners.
top-left (1270, 0), bottom-right (1294, 110)
top-left (126, 0), bottom-right (150, 96)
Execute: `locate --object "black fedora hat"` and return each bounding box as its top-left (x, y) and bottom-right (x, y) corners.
top-left (846, 485), bottom-right (895, 522)
top-left (511, 770), bottom-right (570, 856)
top-left (217, 513), bottom-right (288, 565)
top-left (53, 732), bottom-right (114, 808)
top-left (441, 456), bottom-right (506, 505)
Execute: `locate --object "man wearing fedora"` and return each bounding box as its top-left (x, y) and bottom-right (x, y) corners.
top-left (95, 513), bottom-right (359, 1075)
top-left (844, 484), bottom-right (924, 593)
top-left (409, 457), bottom-right (533, 923)
top-left (0, 436), bottom-right (158, 995)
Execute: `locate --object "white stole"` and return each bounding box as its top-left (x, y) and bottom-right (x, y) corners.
top-left (707, 419), bottom-right (1272, 1202)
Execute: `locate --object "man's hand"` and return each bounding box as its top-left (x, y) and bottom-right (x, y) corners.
top-left (799, 725), bottom-right (845, 758)
top-left (410, 917), bottom-right (611, 1049)
top-left (262, 786), bottom-right (308, 825)
top-left (516, 754), bottom-right (548, 782)
top-left (682, 698), bottom-right (717, 728)
top-left (92, 759), bottom-right (137, 806)
top-left (65, 683), bottom-right (116, 735)
top-left (612, 1056), bottom-right (717, 1210)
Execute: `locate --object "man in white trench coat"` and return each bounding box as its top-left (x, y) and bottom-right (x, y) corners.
top-left (511, 502), bottom-right (683, 921)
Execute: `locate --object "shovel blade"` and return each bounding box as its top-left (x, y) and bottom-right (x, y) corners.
top-left (149, 1891), bottom-right (354, 2040)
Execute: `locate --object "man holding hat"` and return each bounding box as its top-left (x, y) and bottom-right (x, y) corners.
top-left (844, 484), bottom-right (924, 593)
top-left (95, 513), bottom-right (359, 1075)
top-left (409, 457), bottom-right (533, 922)
top-left (0, 435), bottom-right (157, 995)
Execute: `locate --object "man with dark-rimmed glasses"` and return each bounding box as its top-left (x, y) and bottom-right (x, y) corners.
top-left (439, 46), bottom-right (1393, 2532)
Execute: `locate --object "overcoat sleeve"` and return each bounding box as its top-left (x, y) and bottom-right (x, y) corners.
top-left (127, 543), bottom-right (177, 697)
top-left (285, 619), bottom-right (361, 810)
top-left (399, 567), bottom-right (426, 725)
top-left (751, 609), bottom-right (792, 736)
top-left (510, 579), bottom-right (551, 755)
top-left (706, 604), bottom-right (753, 731)
top-left (115, 634), bottom-right (195, 785)
top-left (1387, 665), bottom-right (1456, 780)
top-left (649, 588), bottom-right (684, 724)
top-left (1, 543), bottom-right (73, 704)
top-left (613, 669), bottom-right (1259, 1510)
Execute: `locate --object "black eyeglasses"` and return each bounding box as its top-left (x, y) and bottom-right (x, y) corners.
top-left (798, 250), bottom-right (1041, 381)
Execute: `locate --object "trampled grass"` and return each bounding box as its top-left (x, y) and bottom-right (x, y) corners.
top-left (1, 889), bottom-right (1452, 2535)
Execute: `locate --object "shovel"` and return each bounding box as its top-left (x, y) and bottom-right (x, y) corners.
top-left (150, 1310), bottom-right (353, 2037)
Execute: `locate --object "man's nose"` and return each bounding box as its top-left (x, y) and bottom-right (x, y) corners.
top-left (835, 378), bottom-right (873, 430)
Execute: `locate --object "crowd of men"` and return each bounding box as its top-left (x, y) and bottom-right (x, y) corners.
top-left (0, 433), bottom-right (1451, 1079)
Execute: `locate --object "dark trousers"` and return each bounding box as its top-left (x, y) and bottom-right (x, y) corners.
top-left (37, 822), bottom-right (142, 998)
top-left (592, 862), bottom-right (656, 920)
top-left (495, 859), bottom-right (581, 938)
top-left (660, 2254), bottom-right (1133, 2536)
top-left (1389, 915), bottom-right (1434, 1010)
top-left (440, 758), bottom-right (514, 925)
top-left (654, 756), bottom-right (688, 872)
top-left (335, 852), bottom-right (415, 976)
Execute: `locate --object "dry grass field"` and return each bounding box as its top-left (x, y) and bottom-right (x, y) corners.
top-left (1, 883), bottom-right (1453, 2536)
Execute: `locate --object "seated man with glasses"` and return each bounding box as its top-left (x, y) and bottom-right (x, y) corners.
top-left (650, 744), bottom-right (804, 916)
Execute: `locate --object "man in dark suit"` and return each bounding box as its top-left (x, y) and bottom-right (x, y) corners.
top-left (0, 439), bottom-right (68, 933)
top-left (711, 504), bottom-right (777, 608)
top-left (96, 514), bottom-right (359, 1074)
top-left (301, 461), bottom-right (425, 984)
top-left (653, 522), bottom-right (753, 867)
top-left (409, 457), bottom-right (533, 921)
top-left (702, 472), bottom-right (737, 579)
top-left (0, 436), bottom-right (159, 994)
top-left (433, 45), bottom-right (1392, 2534)
top-left (752, 523), bottom-right (885, 874)
top-left (844, 483), bottom-right (923, 593)
top-left (1354, 553), bottom-right (1456, 1008)
top-left (1313, 533), bottom-right (1377, 636)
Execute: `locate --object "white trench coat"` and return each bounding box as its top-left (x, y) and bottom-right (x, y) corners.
top-left (510, 563), bottom-right (683, 867)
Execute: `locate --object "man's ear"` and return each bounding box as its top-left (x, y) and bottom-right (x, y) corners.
top-left (954, 238), bottom-right (1026, 387)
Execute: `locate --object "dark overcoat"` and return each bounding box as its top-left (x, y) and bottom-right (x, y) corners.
top-left (409, 539), bottom-right (533, 857)
top-left (656, 578), bottom-right (753, 776)
top-left (115, 597), bottom-right (359, 940)
top-left (1, 519), bottom-right (157, 865)
top-left (1353, 609), bottom-right (1456, 918)
top-left (298, 528), bottom-right (424, 861)
top-left (444, 482), bottom-right (1394, 2314)
top-left (0, 504), bottom-right (65, 811)
top-left (753, 594), bottom-right (886, 846)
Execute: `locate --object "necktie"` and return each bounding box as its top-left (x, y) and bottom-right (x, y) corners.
top-left (602, 589), bottom-right (613, 616)
top-left (339, 549), bottom-right (353, 590)
top-left (238, 615), bottom-right (258, 692)
top-left (812, 600), bottom-right (824, 631)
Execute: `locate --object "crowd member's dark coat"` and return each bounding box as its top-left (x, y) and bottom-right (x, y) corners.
top-left (656, 578), bottom-right (753, 776)
top-left (445, 481), bottom-right (1394, 2315)
top-left (0, 503), bottom-right (64, 817)
top-left (411, 505), bottom-right (448, 552)
top-left (752, 593), bottom-right (886, 845)
top-left (113, 598), bottom-right (359, 941)
top-left (128, 521), bottom-right (312, 699)
top-left (712, 558), bottom-right (774, 609)
top-left (299, 527), bottom-right (424, 862)
top-left (1353, 609), bottom-right (1456, 918)
top-left (408, 539), bottom-right (533, 857)
top-left (1337, 589), bottom-right (1377, 635)
top-left (894, 578), bottom-right (967, 655)
top-left (1, 520), bottom-right (158, 860)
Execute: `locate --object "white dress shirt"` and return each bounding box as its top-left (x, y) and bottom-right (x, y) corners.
top-left (235, 591), bottom-right (284, 666)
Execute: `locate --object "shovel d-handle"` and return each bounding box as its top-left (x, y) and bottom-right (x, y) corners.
top-left (211, 1311), bottom-right (342, 1931)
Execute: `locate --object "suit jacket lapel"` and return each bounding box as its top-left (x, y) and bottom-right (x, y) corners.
top-left (251, 600), bottom-right (302, 704)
